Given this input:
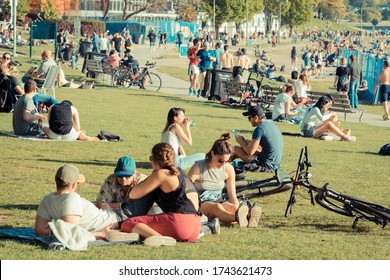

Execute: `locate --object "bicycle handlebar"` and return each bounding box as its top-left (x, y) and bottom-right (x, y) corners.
top-left (145, 61), bottom-right (156, 68)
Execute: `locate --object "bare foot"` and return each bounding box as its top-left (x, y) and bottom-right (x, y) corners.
top-left (89, 81), bottom-right (95, 89)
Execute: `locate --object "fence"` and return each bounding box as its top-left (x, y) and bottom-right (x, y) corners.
top-left (342, 49), bottom-right (387, 104)
top-left (105, 20), bottom-right (199, 44)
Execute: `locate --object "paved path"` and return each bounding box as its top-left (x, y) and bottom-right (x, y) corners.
top-left (131, 44), bottom-right (390, 128)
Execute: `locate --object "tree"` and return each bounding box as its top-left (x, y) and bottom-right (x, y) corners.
top-left (263, 0), bottom-right (291, 34)
top-left (372, 18), bottom-right (378, 27)
top-left (200, 0), bottom-right (232, 34)
top-left (319, 0), bottom-right (347, 21)
top-left (226, 0), bottom-right (264, 33)
top-left (41, 0), bottom-right (59, 20)
top-left (17, 0), bottom-right (30, 22)
top-left (283, 0), bottom-right (311, 35)
top-left (175, 0), bottom-right (202, 22)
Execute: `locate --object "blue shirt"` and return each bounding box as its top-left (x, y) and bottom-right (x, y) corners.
top-left (197, 49), bottom-right (214, 70)
top-left (213, 49), bottom-right (223, 69)
top-left (252, 120), bottom-right (283, 169)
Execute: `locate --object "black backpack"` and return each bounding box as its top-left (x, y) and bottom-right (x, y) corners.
top-left (379, 143), bottom-right (390, 155)
top-left (0, 75), bottom-right (12, 113)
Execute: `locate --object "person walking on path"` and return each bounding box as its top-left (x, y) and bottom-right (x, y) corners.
top-left (373, 60), bottom-right (390, 120)
top-left (187, 38), bottom-right (201, 95)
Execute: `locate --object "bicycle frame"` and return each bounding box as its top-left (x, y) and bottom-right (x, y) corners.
top-left (232, 169), bottom-right (292, 200)
top-left (285, 146), bottom-right (390, 228)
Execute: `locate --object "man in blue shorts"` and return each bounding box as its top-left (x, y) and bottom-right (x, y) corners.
top-left (232, 105), bottom-right (284, 172)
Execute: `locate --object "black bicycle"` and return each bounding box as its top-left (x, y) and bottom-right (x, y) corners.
top-left (244, 70), bottom-right (273, 109)
top-left (223, 169), bottom-right (293, 201)
top-left (113, 61), bottom-right (162, 91)
top-left (253, 44), bottom-right (261, 58)
top-left (285, 146), bottom-right (390, 228)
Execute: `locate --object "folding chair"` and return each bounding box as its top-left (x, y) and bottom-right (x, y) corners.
top-left (34, 65), bottom-right (60, 98)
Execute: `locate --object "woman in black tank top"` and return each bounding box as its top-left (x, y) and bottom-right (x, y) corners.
top-left (119, 143), bottom-right (201, 246)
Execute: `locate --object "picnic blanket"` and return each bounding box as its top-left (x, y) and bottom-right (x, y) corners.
top-left (282, 132), bottom-right (341, 141)
top-left (0, 131), bottom-right (55, 141)
top-left (0, 226), bottom-right (136, 251)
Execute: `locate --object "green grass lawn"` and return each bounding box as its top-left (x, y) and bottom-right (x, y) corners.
top-left (0, 47), bottom-right (389, 260)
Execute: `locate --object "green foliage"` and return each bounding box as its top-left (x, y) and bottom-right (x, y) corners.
top-left (372, 18), bottom-right (379, 26)
top-left (283, 0), bottom-right (311, 29)
top-left (381, 9), bottom-right (390, 20)
top-left (16, 0), bottom-right (30, 22)
top-left (41, 0), bottom-right (59, 20)
top-left (362, 8), bottom-right (382, 22)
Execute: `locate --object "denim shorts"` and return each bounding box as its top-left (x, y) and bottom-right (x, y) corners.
top-left (302, 126), bottom-right (315, 138)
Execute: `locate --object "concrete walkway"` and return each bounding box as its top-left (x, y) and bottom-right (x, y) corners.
top-left (131, 44), bottom-right (390, 128)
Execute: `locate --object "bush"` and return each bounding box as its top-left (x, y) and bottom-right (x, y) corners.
top-left (81, 20), bottom-right (106, 36)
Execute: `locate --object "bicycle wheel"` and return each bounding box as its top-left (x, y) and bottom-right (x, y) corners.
top-left (350, 200), bottom-right (390, 227)
top-left (315, 193), bottom-right (355, 217)
top-left (142, 72), bottom-right (162, 91)
top-left (113, 69), bottom-right (131, 87)
top-left (259, 85), bottom-right (272, 110)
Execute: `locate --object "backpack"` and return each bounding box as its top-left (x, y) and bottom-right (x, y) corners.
top-left (379, 143), bottom-right (390, 155)
top-left (339, 74), bottom-right (349, 85)
top-left (0, 75), bottom-right (12, 113)
top-left (280, 65), bottom-right (286, 72)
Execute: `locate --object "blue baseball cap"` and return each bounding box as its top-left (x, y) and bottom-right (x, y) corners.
top-left (114, 157), bottom-right (136, 177)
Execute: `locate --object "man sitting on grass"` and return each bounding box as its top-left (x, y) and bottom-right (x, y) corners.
top-left (12, 80), bottom-right (46, 136)
top-left (35, 164), bottom-right (138, 241)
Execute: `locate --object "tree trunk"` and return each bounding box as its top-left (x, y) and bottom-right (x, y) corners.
top-left (318, 7), bottom-right (321, 19)
top-left (103, 0), bottom-right (110, 19)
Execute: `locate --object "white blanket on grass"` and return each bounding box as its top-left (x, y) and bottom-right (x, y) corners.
top-left (48, 220), bottom-right (95, 251)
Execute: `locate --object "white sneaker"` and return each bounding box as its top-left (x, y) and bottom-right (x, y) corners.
top-left (106, 231), bottom-right (140, 242)
top-left (144, 236), bottom-right (176, 247)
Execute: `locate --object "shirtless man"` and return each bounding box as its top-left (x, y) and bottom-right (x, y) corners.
top-left (218, 45), bottom-right (234, 70)
top-left (237, 48), bottom-right (251, 69)
top-left (373, 60), bottom-right (390, 120)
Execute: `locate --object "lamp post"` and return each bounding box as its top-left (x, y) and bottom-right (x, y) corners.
top-left (11, 0), bottom-right (17, 57)
top-left (246, 0), bottom-right (249, 46)
top-left (360, 3), bottom-right (364, 39)
top-left (213, 0), bottom-right (216, 33)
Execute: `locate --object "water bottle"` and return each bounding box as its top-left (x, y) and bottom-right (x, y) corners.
top-left (190, 120), bottom-right (196, 127)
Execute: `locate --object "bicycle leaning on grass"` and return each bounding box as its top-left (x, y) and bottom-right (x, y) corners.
top-left (113, 61), bottom-right (162, 91)
top-left (223, 168), bottom-right (293, 201)
top-left (285, 146), bottom-right (390, 228)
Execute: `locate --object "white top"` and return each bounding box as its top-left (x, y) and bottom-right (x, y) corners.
top-left (296, 80), bottom-right (308, 98)
top-left (99, 37), bottom-right (109, 51)
top-left (37, 192), bottom-right (117, 232)
top-left (161, 124), bottom-right (180, 156)
top-left (272, 92), bottom-right (291, 120)
top-left (301, 106), bottom-right (331, 129)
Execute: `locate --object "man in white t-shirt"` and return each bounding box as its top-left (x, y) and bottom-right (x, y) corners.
top-left (35, 164), bottom-right (131, 240)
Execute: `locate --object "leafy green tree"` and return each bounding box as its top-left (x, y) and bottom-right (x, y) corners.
top-left (17, 0), bottom-right (30, 22)
top-left (41, 0), bottom-right (59, 20)
top-left (200, 0), bottom-right (232, 33)
top-left (226, 0), bottom-right (264, 33)
top-left (263, 0), bottom-right (290, 34)
top-left (381, 9), bottom-right (390, 21)
top-left (176, 0), bottom-right (202, 22)
top-left (283, 0), bottom-right (311, 35)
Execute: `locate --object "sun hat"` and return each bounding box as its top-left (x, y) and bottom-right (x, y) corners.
top-left (114, 156), bottom-right (136, 177)
top-left (55, 164), bottom-right (85, 185)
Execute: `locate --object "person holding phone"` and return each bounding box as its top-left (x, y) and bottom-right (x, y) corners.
top-left (22, 50), bottom-right (57, 86)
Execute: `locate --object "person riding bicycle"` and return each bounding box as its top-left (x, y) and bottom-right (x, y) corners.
top-left (121, 52), bottom-right (140, 79)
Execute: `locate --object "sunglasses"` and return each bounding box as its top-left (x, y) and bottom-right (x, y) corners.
top-left (3, 57), bottom-right (10, 60)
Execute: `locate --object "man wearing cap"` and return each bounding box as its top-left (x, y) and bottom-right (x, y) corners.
top-left (43, 100), bottom-right (100, 141)
top-left (196, 41), bottom-right (216, 96)
top-left (237, 48), bottom-right (251, 69)
top-left (233, 105), bottom-right (284, 172)
top-left (96, 156), bottom-right (155, 219)
top-left (35, 164), bottom-right (122, 239)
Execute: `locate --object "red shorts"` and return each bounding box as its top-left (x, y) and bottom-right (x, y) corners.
top-left (121, 212), bottom-right (201, 242)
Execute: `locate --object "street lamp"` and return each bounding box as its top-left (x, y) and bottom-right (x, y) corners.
top-left (246, 0), bottom-right (248, 46)
top-left (213, 0), bottom-right (216, 33)
top-left (274, 0), bottom-right (288, 44)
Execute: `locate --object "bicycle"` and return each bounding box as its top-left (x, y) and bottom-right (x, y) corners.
top-left (233, 169), bottom-right (293, 201)
top-left (113, 61), bottom-right (162, 91)
top-left (285, 146), bottom-right (390, 228)
top-left (244, 69), bottom-right (274, 110)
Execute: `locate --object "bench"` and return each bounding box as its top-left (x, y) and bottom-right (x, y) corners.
top-left (85, 60), bottom-right (104, 79)
top-left (222, 81), bottom-right (249, 106)
top-left (307, 91), bottom-right (364, 122)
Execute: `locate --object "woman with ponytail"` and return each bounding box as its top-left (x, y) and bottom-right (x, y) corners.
top-left (111, 143), bottom-right (201, 247)
top-left (188, 133), bottom-right (262, 228)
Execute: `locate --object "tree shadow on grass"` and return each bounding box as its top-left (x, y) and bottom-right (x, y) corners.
top-left (328, 150), bottom-right (380, 156)
top-left (0, 204), bottom-right (38, 211)
top-left (39, 158), bottom-right (115, 167)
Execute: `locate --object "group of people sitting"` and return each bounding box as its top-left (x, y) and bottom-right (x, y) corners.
top-left (34, 105), bottom-right (285, 247)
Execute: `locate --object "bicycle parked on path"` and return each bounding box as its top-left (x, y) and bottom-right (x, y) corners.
top-left (113, 61), bottom-right (162, 91)
top-left (285, 146), bottom-right (390, 228)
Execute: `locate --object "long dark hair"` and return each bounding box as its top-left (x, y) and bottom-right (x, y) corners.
top-left (232, 66), bottom-right (243, 78)
top-left (162, 107), bottom-right (185, 134)
top-left (151, 143), bottom-right (179, 176)
top-left (205, 133), bottom-right (233, 163)
top-left (313, 95), bottom-right (334, 114)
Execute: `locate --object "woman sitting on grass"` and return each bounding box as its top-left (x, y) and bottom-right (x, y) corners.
top-left (161, 107), bottom-right (205, 169)
top-left (272, 84), bottom-right (305, 122)
top-left (301, 95), bottom-right (356, 142)
top-left (108, 143), bottom-right (201, 247)
top-left (188, 133), bottom-right (262, 228)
